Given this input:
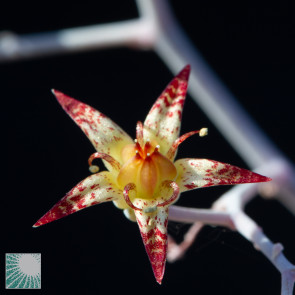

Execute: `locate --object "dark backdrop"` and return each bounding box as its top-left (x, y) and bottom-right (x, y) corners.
top-left (1, 1), bottom-right (295, 294)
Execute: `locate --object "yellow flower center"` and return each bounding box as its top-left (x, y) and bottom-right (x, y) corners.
top-left (117, 140), bottom-right (177, 199)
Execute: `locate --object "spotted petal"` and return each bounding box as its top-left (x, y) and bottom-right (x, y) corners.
top-left (52, 89), bottom-right (133, 171)
top-left (134, 207), bottom-right (169, 284)
top-left (33, 172), bottom-right (122, 227)
top-left (175, 158), bottom-right (271, 192)
top-left (143, 65), bottom-right (190, 155)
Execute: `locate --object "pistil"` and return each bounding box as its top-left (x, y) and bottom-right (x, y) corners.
top-left (118, 137), bottom-right (177, 201)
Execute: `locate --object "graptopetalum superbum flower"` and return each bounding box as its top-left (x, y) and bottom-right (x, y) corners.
top-left (33, 65), bottom-right (271, 284)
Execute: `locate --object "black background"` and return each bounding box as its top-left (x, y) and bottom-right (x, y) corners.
top-left (1, 1), bottom-right (295, 294)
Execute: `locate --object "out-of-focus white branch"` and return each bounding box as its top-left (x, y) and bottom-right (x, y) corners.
top-left (169, 206), bottom-right (295, 295)
top-left (167, 222), bottom-right (204, 262)
top-left (0, 19), bottom-right (155, 61)
top-left (169, 207), bottom-right (233, 228)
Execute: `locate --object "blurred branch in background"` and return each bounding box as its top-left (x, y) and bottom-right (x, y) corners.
top-left (1, 0), bottom-right (294, 293)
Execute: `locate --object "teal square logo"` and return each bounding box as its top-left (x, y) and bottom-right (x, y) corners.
top-left (5, 253), bottom-right (41, 289)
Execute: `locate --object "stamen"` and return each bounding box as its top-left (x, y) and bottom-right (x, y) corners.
top-left (123, 183), bottom-right (142, 211)
top-left (136, 121), bottom-right (144, 147)
top-left (134, 139), bottom-right (138, 143)
top-left (199, 127), bottom-right (208, 137)
top-left (144, 139), bottom-right (152, 155)
top-left (167, 130), bottom-right (203, 160)
top-left (157, 181), bottom-right (180, 207)
top-left (88, 152), bottom-right (121, 171)
top-left (147, 153), bottom-right (150, 157)
top-left (155, 145), bottom-right (160, 152)
top-left (135, 140), bottom-right (142, 155)
top-left (89, 165), bottom-right (99, 173)
top-left (134, 149), bottom-right (143, 159)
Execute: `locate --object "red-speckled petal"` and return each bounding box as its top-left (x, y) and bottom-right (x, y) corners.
top-left (143, 65), bottom-right (190, 155)
top-left (33, 172), bottom-right (122, 227)
top-left (175, 158), bottom-right (271, 192)
top-left (134, 207), bottom-right (169, 284)
top-left (52, 89), bottom-right (133, 171)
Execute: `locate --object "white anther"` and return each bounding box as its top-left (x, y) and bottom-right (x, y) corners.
top-left (147, 153), bottom-right (150, 157)
top-left (156, 145), bottom-right (160, 149)
top-left (89, 165), bottom-right (99, 173)
top-left (134, 139), bottom-right (138, 143)
top-left (199, 128), bottom-right (208, 137)
top-left (135, 150), bottom-right (139, 154)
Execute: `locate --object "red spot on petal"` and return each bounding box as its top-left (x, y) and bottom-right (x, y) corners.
top-left (91, 201), bottom-right (101, 206)
top-left (90, 184), bottom-right (100, 190)
top-left (78, 186), bottom-right (86, 192)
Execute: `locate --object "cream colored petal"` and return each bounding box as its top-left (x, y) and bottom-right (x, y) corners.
top-left (134, 207), bottom-right (169, 284)
top-left (33, 172), bottom-right (122, 227)
top-left (52, 89), bottom-right (133, 172)
top-left (143, 65), bottom-right (190, 155)
top-left (175, 158), bottom-right (271, 193)
top-left (123, 208), bottom-right (136, 222)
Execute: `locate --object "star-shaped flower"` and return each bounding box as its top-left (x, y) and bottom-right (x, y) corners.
top-left (33, 65), bottom-right (271, 284)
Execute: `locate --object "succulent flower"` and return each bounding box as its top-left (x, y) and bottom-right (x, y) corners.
top-left (33, 65), bottom-right (271, 284)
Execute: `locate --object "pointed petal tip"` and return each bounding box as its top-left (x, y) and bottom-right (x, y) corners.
top-left (51, 88), bottom-right (63, 98)
top-left (32, 208), bottom-right (64, 228)
top-left (134, 209), bottom-right (168, 285)
top-left (32, 219), bottom-right (46, 228)
top-left (177, 64), bottom-right (191, 81)
top-left (184, 64), bottom-right (191, 71)
top-left (32, 219), bottom-right (44, 228)
top-left (150, 254), bottom-right (166, 285)
top-left (51, 89), bottom-right (80, 113)
top-left (51, 88), bottom-right (65, 103)
top-left (253, 173), bottom-right (272, 183)
top-left (51, 88), bottom-right (66, 101)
